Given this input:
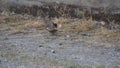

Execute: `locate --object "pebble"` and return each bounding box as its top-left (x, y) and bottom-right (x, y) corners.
top-left (80, 33), bottom-right (90, 36)
top-left (2, 37), bottom-right (8, 40)
top-left (39, 45), bottom-right (43, 47)
top-left (0, 60), bottom-right (1, 64)
top-left (44, 53), bottom-right (47, 55)
top-left (51, 50), bottom-right (55, 53)
top-left (59, 43), bottom-right (63, 46)
top-left (115, 46), bottom-right (120, 51)
top-left (1, 55), bottom-right (3, 57)
top-left (66, 35), bottom-right (70, 38)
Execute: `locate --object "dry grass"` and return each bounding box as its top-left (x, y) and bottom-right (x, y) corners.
top-left (24, 20), bottom-right (45, 29)
top-left (94, 27), bottom-right (119, 36)
top-left (94, 27), bottom-right (120, 43)
top-left (54, 18), bottom-right (95, 33)
top-left (8, 20), bottom-right (45, 34)
top-left (0, 15), bottom-right (46, 36)
top-left (0, 14), bottom-right (25, 24)
top-left (73, 19), bottom-right (95, 32)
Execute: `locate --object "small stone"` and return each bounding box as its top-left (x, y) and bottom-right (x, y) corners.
top-left (3, 37), bottom-right (8, 40)
top-left (0, 60), bottom-right (1, 64)
top-left (39, 45), bottom-right (43, 47)
top-left (115, 46), bottom-right (120, 51)
top-left (1, 55), bottom-right (3, 57)
top-left (66, 35), bottom-right (70, 38)
top-left (51, 50), bottom-right (55, 53)
top-left (59, 43), bottom-right (63, 46)
top-left (80, 33), bottom-right (90, 36)
top-left (44, 53), bottom-right (47, 55)
top-left (64, 38), bottom-right (67, 40)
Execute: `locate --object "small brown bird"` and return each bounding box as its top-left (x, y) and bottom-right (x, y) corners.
top-left (44, 17), bottom-right (58, 35)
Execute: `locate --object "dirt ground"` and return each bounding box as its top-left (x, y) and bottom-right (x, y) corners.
top-left (0, 14), bottom-right (120, 68)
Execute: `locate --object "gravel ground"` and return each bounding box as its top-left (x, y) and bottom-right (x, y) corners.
top-left (0, 28), bottom-right (120, 68)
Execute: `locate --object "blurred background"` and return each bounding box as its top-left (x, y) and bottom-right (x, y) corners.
top-left (1, 0), bottom-right (120, 7)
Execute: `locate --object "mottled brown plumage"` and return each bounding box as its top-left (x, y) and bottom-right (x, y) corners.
top-left (44, 17), bottom-right (58, 35)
